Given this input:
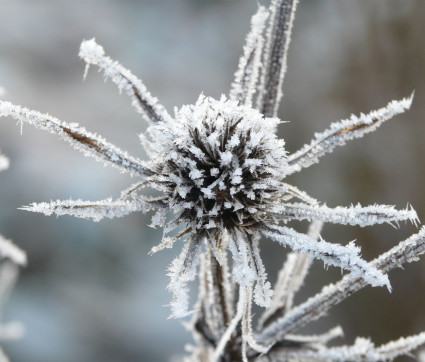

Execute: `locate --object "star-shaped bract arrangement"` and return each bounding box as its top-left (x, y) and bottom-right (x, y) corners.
top-left (1, 1), bottom-right (425, 360)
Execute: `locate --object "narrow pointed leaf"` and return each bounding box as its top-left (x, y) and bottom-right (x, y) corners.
top-left (79, 39), bottom-right (172, 125)
top-left (258, 227), bottom-right (425, 344)
top-left (287, 95), bottom-right (413, 175)
top-left (257, 0), bottom-right (299, 117)
top-left (0, 102), bottom-right (153, 177)
top-left (167, 234), bottom-right (203, 318)
top-left (272, 202), bottom-right (418, 227)
top-left (22, 197), bottom-right (164, 222)
top-left (262, 224), bottom-right (390, 289)
top-left (230, 6), bottom-right (268, 106)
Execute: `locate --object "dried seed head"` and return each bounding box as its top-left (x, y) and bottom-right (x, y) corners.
top-left (149, 95), bottom-right (289, 231)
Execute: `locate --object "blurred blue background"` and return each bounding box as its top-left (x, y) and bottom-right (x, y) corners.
top-left (0, 0), bottom-right (424, 360)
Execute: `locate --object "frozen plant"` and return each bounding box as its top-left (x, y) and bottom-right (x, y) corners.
top-left (0, 152), bottom-right (27, 361)
top-left (0, 0), bottom-right (425, 361)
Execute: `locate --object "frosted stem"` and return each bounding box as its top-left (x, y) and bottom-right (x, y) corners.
top-left (285, 325), bottom-right (344, 346)
top-left (281, 183), bottom-right (319, 205)
top-left (257, 0), bottom-right (299, 117)
top-left (213, 286), bottom-right (248, 362)
top-left (242, 287), bottom-right (270, 355)
top-left (258, 252), bottom-right (309, 329)
top-left (191, 254), bottom-right (217, 347)
top-left (207, 249), bottom-right (233, 336)
top-left (258, 227), bottom-right (425, 344)
top-left (258, 221), bottom-right (321, 329)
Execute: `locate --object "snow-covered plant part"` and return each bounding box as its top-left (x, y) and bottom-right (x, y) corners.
top-left (0, 0), bottom-right (424, 361)
top-left (0, 155), bottom-right (26, 360)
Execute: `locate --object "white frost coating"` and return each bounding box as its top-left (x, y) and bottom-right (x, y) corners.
top-left (21, 197), bottom-right (156, 222)
top-left (202, 245), bottom-right (234, 335)
top-left (250, 237), bottom-right (273, 308)
top-left (376, 332), bottom-right (425, 361)
top-left (167, 236), bottom-right (203, 318)
top-left (253, 271), bottom-right (273, 308)
top-left (79, 38), bottom-right (172, 125)
top-left (262, 224), bottom-right (390, 289)
top-left (0, 154), bottom-right (9, 172)
top-left (287, 94), bottom-right (414, 175)
top-left (149, 227), bottom-right (191, 255)
top-left (0, 1), bottom-right (421, 360)
top-left (259, 227), bottom-right (425, 344)
top-left (219, 151), bottom-right (233, 167)
top-left (143, 94), bottom-right (291, 244)
top-left (0, 236), bottom-right (26, 266)
top-left (0, 101), bottom-right (152, 177)
top-left (229, 6), bottom-right (269, 105)
top-left (241, 287), bottom-right (271, 357)
top-left (228, 231), bottom-right (256, 286)
top-left (213, 286), bottom-right (248, 362)
top-left (266, 333), bottom-right (425, 361)
top-left (286, 325), bottom-right (344, 345)
top-left (257, 0), bottom-right (299, 117)
top-left (260, 222), bottom-right (321, 328)
top-left (259, 252), bottom-right (310, 328)
top-left (272, 202), bottom-right (418, 227)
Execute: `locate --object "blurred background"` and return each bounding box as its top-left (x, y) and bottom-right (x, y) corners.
top-left (0, 0), bottom-right (424, 361)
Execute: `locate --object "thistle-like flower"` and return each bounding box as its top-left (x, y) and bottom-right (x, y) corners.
top-left (1, 1), bottom-right (425, 361)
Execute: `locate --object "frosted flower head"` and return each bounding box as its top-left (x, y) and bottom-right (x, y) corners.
top-left (148, 95), bottom-right (288, 233)
top-left (1, 35), bottom-right (418, 321)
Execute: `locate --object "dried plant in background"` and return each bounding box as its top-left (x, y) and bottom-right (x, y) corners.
top-left (0, 152), bottom-right (26, 361)
top-left (0, 0), bottom-right (424, 360)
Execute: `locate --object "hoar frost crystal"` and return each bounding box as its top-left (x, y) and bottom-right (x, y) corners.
top-left (1, 0), bottom-right (425, 361)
